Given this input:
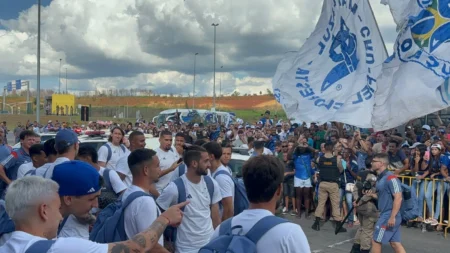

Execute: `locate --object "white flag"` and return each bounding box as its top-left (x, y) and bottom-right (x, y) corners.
top-left (372, 0), bottom-right (450, 130)
top-left (272, 0), bottom-right (387, 128)
top-left (380, 0), bottom-right (422, 29)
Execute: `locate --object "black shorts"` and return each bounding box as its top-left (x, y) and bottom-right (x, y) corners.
top-left (283, 180), bottom-right (295, 198)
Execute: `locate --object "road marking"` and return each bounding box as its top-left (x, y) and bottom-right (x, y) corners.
top-left (311, 239), bottom-right (354, 253)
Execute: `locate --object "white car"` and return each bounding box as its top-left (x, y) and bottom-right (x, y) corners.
top-left (228, 149), bottom-right (250, 178)
top-left (78, 133), bottom-right (109, 151)
top-left (12, 133), bottom-right (57, 149)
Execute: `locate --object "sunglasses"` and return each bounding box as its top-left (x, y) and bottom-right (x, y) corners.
top-left (282, 146), bottom-right (288, 148)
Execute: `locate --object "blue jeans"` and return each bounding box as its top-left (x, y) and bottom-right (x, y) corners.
top-left (425, 180), bottom-right (448, 220)
top-left (340, 188), bottom-right (354, 223)
top-left (411, 180), bottom-right (427, 218)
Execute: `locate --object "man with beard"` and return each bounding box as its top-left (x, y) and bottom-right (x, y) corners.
top-left (121, 149), bottom-right (166, 252)
top-left (157, 145), bottom-right (221, 253)
top-left (155, 131), bottom-right (182, 194)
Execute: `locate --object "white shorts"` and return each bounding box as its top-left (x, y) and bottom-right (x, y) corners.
top-left (294, 177), bottom-right (312, 188)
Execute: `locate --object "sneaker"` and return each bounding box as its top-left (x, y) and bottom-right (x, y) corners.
top-left (430, 219), bottom-right (439, 226)
top-left (417, 217), bottom-right (423, 222)
top-left (282, 207), bottom-right (288, 214)
top-left (290, 210), bottom-right (296, 216)
top-left (424, 218), bottom-right (432, 224)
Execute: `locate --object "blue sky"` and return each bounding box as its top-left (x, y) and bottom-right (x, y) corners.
top-left (0, 0), bottom-right (52, 21)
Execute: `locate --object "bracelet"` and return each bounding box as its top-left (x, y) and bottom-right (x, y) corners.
top-left (160, 214), bottom-right (170, 225)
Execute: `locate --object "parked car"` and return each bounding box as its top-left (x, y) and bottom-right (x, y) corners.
top-left (228, 148), bottom-right (250, 178)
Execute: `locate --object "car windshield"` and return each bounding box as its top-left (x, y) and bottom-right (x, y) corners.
top-left (40, 135), bottom-right (55, 143)
top-left (228, 159), bottom-right (245, 178)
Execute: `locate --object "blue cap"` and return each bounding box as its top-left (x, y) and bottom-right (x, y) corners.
top-left (52, 160), bottom-right (101, 196)
top-left (55, 129), bottom-right (78, 151)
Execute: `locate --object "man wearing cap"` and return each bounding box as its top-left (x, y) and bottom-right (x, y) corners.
top-left (0, 130), bottom-right (37, 198)
top-left (35, 129), bottom-right (79, 179)
top-left (260, 110), bottom-right (273, 126)
top-left (0, 174), bottom-right (187, 252)
top-left (419, 125), bottom-right (432, 143)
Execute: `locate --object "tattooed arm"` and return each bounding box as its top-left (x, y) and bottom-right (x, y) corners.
top-left (107, 201), bottom-right (188, 253)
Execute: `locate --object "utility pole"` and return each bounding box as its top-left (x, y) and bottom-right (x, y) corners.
top-left (211, 23), bottom-right (219, 110)
top-left (37, 0), bottom-right (41, 123)
top-left (193, 53), bottom-right (198, 109)
top-left (59, 58), bottom-right (62, 93)
top-left (65, 67), bottom-right (68, 93)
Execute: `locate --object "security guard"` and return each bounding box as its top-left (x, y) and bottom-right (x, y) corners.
top-left (351, 157), bottom-right (378, 253)
top-left (312, 141), bottom-right (346, 233)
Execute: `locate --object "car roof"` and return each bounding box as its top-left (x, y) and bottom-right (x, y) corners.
top-left (231, 153), bottom-right (250, 161)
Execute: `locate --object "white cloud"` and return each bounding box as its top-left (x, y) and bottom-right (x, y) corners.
top-left (0, 0), bottom-right (396, 95)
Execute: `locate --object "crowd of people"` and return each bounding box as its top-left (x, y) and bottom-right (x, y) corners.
top-left (0, 110), bottom-right (449, 252)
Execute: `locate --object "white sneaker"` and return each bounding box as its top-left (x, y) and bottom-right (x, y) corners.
top-left (282, 207), bottom-right (288, 214)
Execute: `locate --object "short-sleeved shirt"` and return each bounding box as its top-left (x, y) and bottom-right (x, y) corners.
top-left (154, 147), bottom-right (179, 193)
top-left (211, 165), bottom-right (235, 217)
top-left (99, 167), bottom-right (127, 194)
top-left (0, 231), bottom-right (107, 253)
top-left (35, 157), bottom-right (70, 179)
top-left (0, 144), bottom-right (11, 162)
top-left (115, 153), bottom-right (133, 187)
top-left (97, 142), bottom-right (129, 171)
top-left (122, 185), bottom-right (163, 245)
top-left (388, 150), bottom-right (407, 170)
top-left (210, 209), bottom-right (311, 253)
top-left (16, 162), bottom-right (35, 179)
top-left (58, 215), bottom-right (89, 239)
top-left (156, 175), bottom-right (221, 253)
top-left (427, 155), bottom-right (447, 179)
top-left (376, 170), bottom-right (402, 219)
top-left (340, 160), bottom-right (358, 188)
top-left (0, 148), bottom-right (31, 194)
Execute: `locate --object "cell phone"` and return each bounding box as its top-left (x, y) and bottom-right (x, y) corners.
top-left (177, 158), bottom-right (183, 164)
top-left (424, 151), bottom-right (430, 161)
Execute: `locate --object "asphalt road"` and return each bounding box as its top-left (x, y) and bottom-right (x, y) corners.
top-left (282, 213), bottom-right (450, 253)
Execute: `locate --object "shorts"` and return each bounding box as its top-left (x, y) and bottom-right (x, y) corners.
top-left (373, 216), bottom-right (402, 244)
top-left (294, 177), bottom-right (312, 188)
top-left (283, 180), bottom-right (295, 198)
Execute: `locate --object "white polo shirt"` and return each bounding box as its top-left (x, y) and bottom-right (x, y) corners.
top-left (154, 147), bottom-right (179, 193)
top-left (0, 231), bottom-right (107, 253)
top-left (156, 175), bottom-right (222, 253)
top-left (210, 209), bottom-right (310, 253)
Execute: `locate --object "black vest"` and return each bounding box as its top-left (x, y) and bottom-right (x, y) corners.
top-left (318, 156), bottom-right (340, 183)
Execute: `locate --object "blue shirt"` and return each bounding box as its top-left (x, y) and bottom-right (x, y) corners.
top-left (0, 147), bottom-right (31, 195)
top-left (0, 144), bottom-right (11, 162)
top-left (293, 154), bottom-right (314, 180)
top-left (376, 170), bottom-right (402, 219)
top-left (340, 160), bottom-right (358, 188)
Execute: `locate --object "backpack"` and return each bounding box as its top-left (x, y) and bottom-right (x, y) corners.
top-left (213, 170), bottom-right (249, 215)
top-left (178, 163), bottom-right (186, 177)
top-left (199, 216), bottom-right (288, 253)
top-left (90, 191), bottom-right (151, 243)
top-left (24, 240), bottom-right (56, 253)
top-left (399, 183), bottom-right (419, 221)
top-left (103, 143), bottom-right (127, 166)
top-left (164, 176), bottom-right (214, 244)
top-left (98, 169), bottom-right (119, 209)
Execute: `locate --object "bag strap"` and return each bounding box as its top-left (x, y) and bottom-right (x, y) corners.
top-left (103, 143), bottom-right (112, 165)
top-left (174, 178), bottom-right (187, 211)
top-left (218, 218), bottom-right (233, 236)
top-left (120, 144), bottom-right (126, 153)
top-left (178, 163), bottom-right (186, 177)
top-left (122, 191), bottom-right (151, 210)
top-left (246, 216), bottom-right (288, 244)
top-left (204, 176), bottom-right (215, 205)
top-left (25, 169), bottom-right (36, 176)
top-left (25, 240), bottom-right (56, 253)
top-left (57, 216), bottom-right (69, 236)
top-left (103, 169), bottom-right (113, 192)
top-left (213, 170), bottom-right (232, 179)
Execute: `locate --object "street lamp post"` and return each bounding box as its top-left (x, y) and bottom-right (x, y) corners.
top-left (211, 23), bottom-right (219, 110)
top-left (193, 53), bottom-right (198, 109)
top-left (59, 59), bottom-right (62, 93)
top-left (37, 0), bottom-right (41, 123)
top-left (220, 65), bottom-right (223, 98)
top-left (65, 67), bottom-right (68, 93)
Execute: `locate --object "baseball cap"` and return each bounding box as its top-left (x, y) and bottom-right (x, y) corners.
top-left (55, 129), bottom-right (78, 151)
top-left (431, 144), bottom-right (442, 150)
top-left (265, 110), bottom-right (270, 115)
top-left (193, 123), bottom-right (199, 127)
top-left (276, 123), bottom-right (282, 127)
top-left (422, 125), bottom-right (431, 131)
top-left (52, 160), bottom-right (101, 196)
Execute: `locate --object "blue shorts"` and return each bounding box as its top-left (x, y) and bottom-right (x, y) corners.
top-left (373, 216), bottom-right (402, 244)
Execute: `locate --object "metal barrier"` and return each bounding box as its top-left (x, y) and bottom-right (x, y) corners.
top-left (397, 175), bottom-right (450, 238)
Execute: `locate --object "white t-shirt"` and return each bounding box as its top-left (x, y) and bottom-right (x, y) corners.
top-left (115, 152), bottom-right (133, 187)
top-left (156, 175), bottom-right (222, 253)
top-left (35, 157), bottom-right (70, 179)
top-left (58, 215), bottom-right (89, 239)
top-left (210, 209), bottom-right (310, 253)
top-left (155, 147), bottom-right (179, 193)
top-left (122, 185), bottom-right (163, 246)
top-left (211, 165), bottom-right (235, 217)
top-left (171, 164), bottom-right (211, 182)
top-left (97, 143), bottom-right (129, 171)
top-left (0, 231), bottom-right (108, 253)
top-left (17, 162), bottom-right (35, 179)
top-left (99, 167), bottom-right (127, 194)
